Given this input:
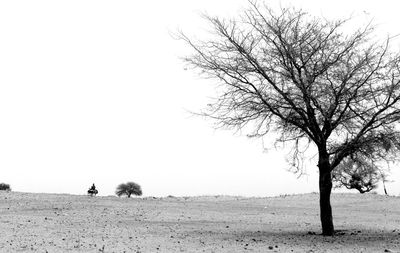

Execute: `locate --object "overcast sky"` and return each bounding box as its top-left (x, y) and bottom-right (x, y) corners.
top-left (0, 0), bottom-right (400, 197)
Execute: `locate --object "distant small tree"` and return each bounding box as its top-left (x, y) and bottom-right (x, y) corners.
top-left (332, 156), bottom-right (382, 193)
top-left (115, 182), bottom-right (142, 198)
top-left (0, 183), bottom-right (11, 191)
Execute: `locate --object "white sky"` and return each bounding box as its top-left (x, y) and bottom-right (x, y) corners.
top-left (0, 0), bottom-right (399, 197)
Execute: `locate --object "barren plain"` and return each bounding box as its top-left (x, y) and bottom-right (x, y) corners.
top-left (0, 191), bottom-right (399, 252)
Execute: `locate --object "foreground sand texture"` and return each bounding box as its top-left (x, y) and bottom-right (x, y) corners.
top-left (0, 192), bottom-right (399, 252)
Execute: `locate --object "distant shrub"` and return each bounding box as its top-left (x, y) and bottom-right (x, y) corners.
top-left (0, 183), bottom-right (11, 191)
top-left (115, 182), bottom-right (142, 198)
top-left (332, 155), bottom-right (391, 195)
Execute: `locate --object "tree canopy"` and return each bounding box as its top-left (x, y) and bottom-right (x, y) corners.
top-left (115, 182), bottom-right (142, 198)
top-left (181, 1), bottom-right (400, 235)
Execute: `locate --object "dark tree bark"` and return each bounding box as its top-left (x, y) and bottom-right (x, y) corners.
top-left (319, 176), bottom-right (334, 235)
top-left (319, 176), bottom-right (333, 235)
top-left (318, 150), bottom-right (334, 235)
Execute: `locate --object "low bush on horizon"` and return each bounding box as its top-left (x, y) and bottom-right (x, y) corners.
top-left (115, 182), bottom-right (142, 198)
top-left (0, 183), bottom-right (11, 191)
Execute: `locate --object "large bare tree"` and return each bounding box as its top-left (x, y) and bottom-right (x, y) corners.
top-left (180, 1), bottom-right (400, 236)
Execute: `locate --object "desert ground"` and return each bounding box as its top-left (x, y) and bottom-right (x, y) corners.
top-left (0, 192), bottom-right (399, 252)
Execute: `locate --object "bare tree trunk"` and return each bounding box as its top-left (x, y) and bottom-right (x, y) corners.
top-left (318, 151), bottom-right (334, 236)
top-left (319, 169), bottom-right (334, 235)
top-left (383, 181), bottom-right (388, 195)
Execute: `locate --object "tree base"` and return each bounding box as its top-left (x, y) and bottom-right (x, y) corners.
top-left (322, 230), bottom-right (335, 236)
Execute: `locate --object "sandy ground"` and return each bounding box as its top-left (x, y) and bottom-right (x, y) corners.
top-left (0, 192), bottom-right (399, 252)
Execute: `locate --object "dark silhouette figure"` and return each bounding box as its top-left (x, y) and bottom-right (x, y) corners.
top-left (87, 183), bottom-right (98, 196)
